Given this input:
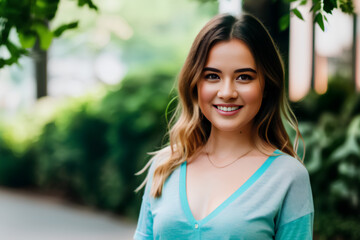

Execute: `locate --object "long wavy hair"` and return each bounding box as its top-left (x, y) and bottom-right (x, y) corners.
top-left (136, 13), bottom-right (304, 198)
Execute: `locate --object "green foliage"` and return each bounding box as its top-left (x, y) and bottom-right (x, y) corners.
top-left (292, 8), bottom-right (304, 20)
top-left (314, 12), bottom-right (326, 31)
top-left (53, 21), bottom-right (79, 37)
top-left (310, 0), bottom-right (354, 30)
top-left (314, 213), bottom-right (360, 239)
top-left (279, 14), bottom-right (291, 31)
top-left (278, 7), bottom-right (304, 32)
top-left (289, 78), bottom-right (360, 239)
top-left (277, 0), bottom-right (355, 32)
top-left (196, 0), bottom-right (355, 31)
top-left (0, 135), bottom-right (35, 187)
top-left (0, 66), bottom-right (176, 217)
top-left (77, 0), bottom-right (98, 10)
top-left (0, 0), bottom-right (97, 68)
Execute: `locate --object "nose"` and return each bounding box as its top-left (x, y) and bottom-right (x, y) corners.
top-left (217, 80), bottom-right (238, 100)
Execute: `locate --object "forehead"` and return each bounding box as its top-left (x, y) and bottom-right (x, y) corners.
top-left (205, 39), bottom-right (256, 70)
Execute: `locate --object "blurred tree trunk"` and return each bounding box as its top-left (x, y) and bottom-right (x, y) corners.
top-left (33, 39), bottom-right (48, 99)
top-left (243, 0), bottom-right (290, 83)
top-left (243, 0), bottom-right (289, 56)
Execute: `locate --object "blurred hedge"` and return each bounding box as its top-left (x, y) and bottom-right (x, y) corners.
top-left (0, 65), bottom-right (176, 218)
top-left (290, 77), bottom-right (360, 240)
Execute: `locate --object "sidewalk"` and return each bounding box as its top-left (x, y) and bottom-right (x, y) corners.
top-left (0, 188), bottom-right (137, 240)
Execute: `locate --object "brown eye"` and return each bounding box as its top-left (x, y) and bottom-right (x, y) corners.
top-left (205, 73), bottom-right (220, 80)
top-left (237, 74), bottom-right (253, 81)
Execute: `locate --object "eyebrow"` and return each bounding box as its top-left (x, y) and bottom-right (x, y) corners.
top-left (203, 67), bottom-right (257, 74)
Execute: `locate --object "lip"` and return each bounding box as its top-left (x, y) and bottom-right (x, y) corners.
top-left (213, 104), bottom-right (243, 116)
top-left (215, 104), bottom-right (241, 107)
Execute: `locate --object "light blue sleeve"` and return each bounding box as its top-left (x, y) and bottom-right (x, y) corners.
top-left (275, 160), bottom-right (314, 240)
top-left (134, 195), bottom-right (153, 240)
top-left (134, 161), bottom-right (156, 240)
top-left (275, 212), bottom-right (314, 240)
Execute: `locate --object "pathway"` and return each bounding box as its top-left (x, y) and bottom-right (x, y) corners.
top-left (0, 188), bottom-right (137, 240)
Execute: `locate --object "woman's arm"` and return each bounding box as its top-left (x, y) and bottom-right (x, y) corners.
top-left (134, 194), bottom-right (154, 240)
top-left (274, 158), bottom-right (314, 240)
top-left (275, 212), bottom-right (314, 240)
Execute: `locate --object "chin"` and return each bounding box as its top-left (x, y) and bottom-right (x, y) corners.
top-left (211, 124), bottom-right (245, 133)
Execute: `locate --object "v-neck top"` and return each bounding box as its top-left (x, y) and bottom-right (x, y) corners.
top-left (134, 151), bottom-right (314, 240)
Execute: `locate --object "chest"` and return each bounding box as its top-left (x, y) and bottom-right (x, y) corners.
top-left (150, 161), bottom-right (279, 240)
top-left (186, 155), bottom-right (267, 221)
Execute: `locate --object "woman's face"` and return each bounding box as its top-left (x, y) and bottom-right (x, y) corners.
top-left (197, 39), bottom-right (264, 133)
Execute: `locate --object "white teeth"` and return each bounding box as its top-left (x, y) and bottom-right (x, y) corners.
top-left (216, 106), bottom-right (241, 112)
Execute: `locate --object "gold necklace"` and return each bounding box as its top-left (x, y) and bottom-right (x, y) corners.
top-left (206, 148), bottom-right (253, 168)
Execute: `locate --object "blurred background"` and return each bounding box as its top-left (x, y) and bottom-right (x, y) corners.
top-left (0, 0), bottom-right (359, 239)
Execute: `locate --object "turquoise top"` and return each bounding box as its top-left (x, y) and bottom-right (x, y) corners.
top-left (134, 151), bottom-right (314, 240)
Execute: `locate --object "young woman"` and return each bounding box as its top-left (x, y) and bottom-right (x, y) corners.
top-left (134, 14), bottom-right (314, 240)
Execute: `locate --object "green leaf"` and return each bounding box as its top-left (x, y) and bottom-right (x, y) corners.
top-left (0, 0), bottom-right (98, 68)
top-left (315, 13), bottom-right (325, 31)
top-left (0, 58), bottom-right (5, 68)
top-left (77, 0), bottom-right (98, 11)
top-left (330, 135), bottom-right (360, 161)
top-left (339, 0), bottom-right (355, 14)
top-left (32, 22), bottom-right (53, 50)
top-left (0, 40), bottom-right (28, 68)
top-left (4, 40), bottom-right (23, 65)
top-left (87, 0), bottom-right (98, 11)
top-left (0, 23), bottom-right (11, 44)
top-left (34, 0), bottom-right (60, 20)
top-left (6, 41), bottom-right (19, 57)
top-left (279, 14), bottom-right (290, 31)
top-left (18, 32), bottom-right (37, 48)
top-left (53, 21), bottom-right (79, 37)
top-left (292, 8), bottom-right (304, 20)
top-left (324, 15), bottom-right (328, 22)
top-left (310, 1), bottom-right (321, 12)
top-left (323, 0), bottom-right (337, 14)
top-left (299, 0), bottom-right (307, 6)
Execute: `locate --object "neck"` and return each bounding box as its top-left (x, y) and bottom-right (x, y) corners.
top-left (205, 126), bottom-right (255, 158)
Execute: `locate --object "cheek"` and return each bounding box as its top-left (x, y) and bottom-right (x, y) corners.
top-left (239, 84), bottom-right (263, 104)
top-left (197, 82), bottom-right (216, 107)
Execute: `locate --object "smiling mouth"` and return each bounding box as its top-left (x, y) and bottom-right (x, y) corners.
top-left (214, 105), bottom-right (242, 112)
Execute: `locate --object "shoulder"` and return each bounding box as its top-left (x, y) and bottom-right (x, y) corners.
top-left (145, 146), bottom-right (173, 180)
top-left (270, 152), bottom-right (310, 185)
top-left (270, 153), bottom-right (314, 227)
top-left (150, 146), bottom-right (172, 168)
top-left (139, 146), bottom-right (172, 196)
